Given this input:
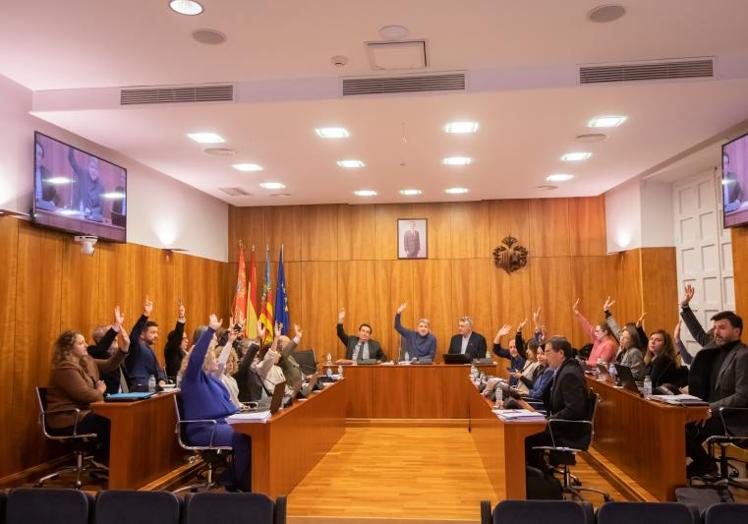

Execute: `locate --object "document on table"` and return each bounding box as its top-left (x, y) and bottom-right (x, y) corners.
top-left (649, 394), bottom-right (708, 406)
top-left (493, 408), bottom-right (546, 421)
top-left (227, 411), bottom-right (272, 424)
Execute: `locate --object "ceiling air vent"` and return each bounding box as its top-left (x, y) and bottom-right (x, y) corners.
top-left (579, 58), bottom-right (714, 84)
top-left (120, 84), bottom-right (234, 105)
top-left (218, 187), bottom-right (251, 197)
top-left (342, 73), bottom-right (465, 96)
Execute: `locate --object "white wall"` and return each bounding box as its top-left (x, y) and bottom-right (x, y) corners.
top-left (0, 74), bottom-right (228, 261)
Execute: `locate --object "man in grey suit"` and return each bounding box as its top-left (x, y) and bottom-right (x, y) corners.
top-left (336, 308), bottom-right (386, 362)
top-left (685, 311), bottom-right (748, 476)
top-left (403, 220), bottom-right (420, 258)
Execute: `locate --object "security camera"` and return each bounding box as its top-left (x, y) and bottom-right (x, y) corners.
top-left (74, 235), bottom-right (98, 255)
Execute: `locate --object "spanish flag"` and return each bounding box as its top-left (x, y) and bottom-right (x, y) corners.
top-left (232, 243), bottom-right (247, 324)
top-left (258, 246), bottom-right (274, 344)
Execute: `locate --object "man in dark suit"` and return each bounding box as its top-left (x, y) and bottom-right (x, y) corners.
top-left (685, 311), bottom-right (748, 476)
top-left (336, 308), bottom-right (387, 362)
top-left (447, 316), bottom-right (487, 359)
top-left (525, 336), bottom-right (590, 470)
top-left (403, 220), bottom-right (420, 258)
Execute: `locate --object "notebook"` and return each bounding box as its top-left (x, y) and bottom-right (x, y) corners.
top-left (105, 392), bottom-right (155, 402)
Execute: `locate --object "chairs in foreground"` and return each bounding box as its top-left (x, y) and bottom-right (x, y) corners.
top-left (596, 501), bottom-right (699, 524)
top-left (702, 407), bottom-right (748, 491)
top-left (33, 387), bottom-right (107, 489)
top-left (481, 500), bottom-right (594, 524)
top-left (4, 488), bottom-right (285, 524)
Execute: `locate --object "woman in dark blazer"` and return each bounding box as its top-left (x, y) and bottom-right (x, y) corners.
top-left (644, 329), bottom-right (688, 390)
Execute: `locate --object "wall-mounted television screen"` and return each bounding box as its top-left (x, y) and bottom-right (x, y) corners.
top-left (723, 132), bottom-right (748, 228)
top-left (33, 131), bottom-right (127, 242)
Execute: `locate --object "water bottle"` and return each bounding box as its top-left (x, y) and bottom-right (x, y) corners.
top-left (337, 365), bottom-right (344, 377)
top-left (608, 362), bottom-right (617, 381)
top-left (325, 353), bottom-right (332, 366)
top-left (643, 376), bottom-right (652, 397)
top-left (147, 375), bottom-right (156, 393)
top-left (326, 367), bottom-right (333, 379)
top-left (495, 386), bottom-right (503, 407)
top-left (404, 351), bottom-right (410, 362)
top-left (470, 365), bottom-right (478, 378)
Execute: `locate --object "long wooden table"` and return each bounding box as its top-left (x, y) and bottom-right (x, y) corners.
top-left (587, 377), bottom-right (708, 501)
top-left (232, 379), bottom-right (347, 498)
top-left (468, 377), bottom-right (546, 500)
top-left (90, 390), bottom-right (183, 490)
top-left (327, 363), bottom-right (499, 419)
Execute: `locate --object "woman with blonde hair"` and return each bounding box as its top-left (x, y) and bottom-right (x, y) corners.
top-left (644, 329), bottom-right (687, 389)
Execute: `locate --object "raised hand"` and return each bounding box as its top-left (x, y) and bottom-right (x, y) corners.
top-left (114, 305), bottom-right (125, 329)
top-left (294, 324), bottom-right (303, 339)
top-left (572, 298), bottom-right (580, 315)
top-left (636, 312), bottom-right (647, 328)
top-left (119, 326), bottom-right (131, 350)
top-left (256, 320), bottom-right (266, 341)
top-left (338, 308), bottom-right (346, 322)
top-left (144, 296), bottom-right (154, 316)
top-left (497, 324), bottom-right (512, 338)
top-left (682, 284), bottom-right (695, 307)
top-left (274, 322), bottom-right (282, 338)
top-left (396, 303), bottom-right (407, 314)
top-left (532, 307), bottom-right (542, 326)
top-left (603, 296), bottom-right (615, 312)
top-left (517, 318), bottom-right (528, 331)
top-left (674, 318), bottom-right (682, 341)
top-left (209, 314), bottom-right (222, 331)
top-left (177, 299), bottom-right (186, 321)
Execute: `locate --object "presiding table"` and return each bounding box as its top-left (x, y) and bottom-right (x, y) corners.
top-left (90, 390), bottom-right (183, 490)
top-left (467, 377), bottom-right (547, 500)
top-left (587, 377), bottom-right (709, 501)
top-left (327, 363), bottom-right (499, 419)
top-left (231, 379), bottom-right (347, 498)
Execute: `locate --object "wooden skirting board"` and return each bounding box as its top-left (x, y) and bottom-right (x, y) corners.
top-left (586, 446), bottom-right (657, 502)
top-left (0, 453), bottom-right (74, 488)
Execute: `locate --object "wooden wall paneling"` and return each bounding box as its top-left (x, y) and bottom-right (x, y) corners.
top-left (732, 226), bottom-right (748, 313)
top-left (337, 204), bottom-right (376, 261)
top-left (570, 256), bottom-right (614, 349)
top-left (412, 203), bottom-right (452, 259)
top-left (0, 218), bottom-right (19, 477)
top-left (451, 259), bottom-right (494, 343)
top-left (529, 257), bottom-right (574, 342)
top-left (376, 260), bottom-right (415, 361)
top-left (264, 206), bottom-right (302, 262)
top-left (13, 224), bottom-right (64, 470)
top-left (488, 200), bottom-right (531, 247)
top-left (300, 262), bottom-right (339, 360)
top-left (228, 206), bottom-right (265, 263)
top-left (569, 197), bottom-right (607, 257)
top-left (411, 259), bottom-right (452, 355)
top-left (374, 204), bottom-right (412, 260)
top-left (490, 266), bottom-right (532, 339)
top-left (60, 240), bottom-right (101, 340)
top-left (301, 204), bottom-right (339, 261)
top-left (336, 261), bottom-right (378, 353)
top-left (529, 198), bottom-right (571, 257)
top-left (450, 202), bottom-right (490, 259)
top-left (639, 247), bottom-right (679, 334)
top-left (96, 241), bottom-right (130, 327)
top-left (612, 249), bottom-right (644, 327)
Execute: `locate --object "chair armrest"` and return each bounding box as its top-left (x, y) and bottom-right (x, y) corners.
top-left (480, 500), bottom-right (492, 524)
top-left (39, 408), bottom-right (84, 436)
top-left (176, 419), bottom-right (219, 447)
top-left (547, 418), bottom-right (592, 447)
top-left (717, 407), bottom-right (748, 438)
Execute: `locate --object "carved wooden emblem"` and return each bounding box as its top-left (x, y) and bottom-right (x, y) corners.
top-left (492, 236), bottom-right (528, 274)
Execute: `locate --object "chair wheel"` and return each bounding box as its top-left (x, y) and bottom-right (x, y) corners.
top-left (74, 481), bottom-right (83, 489)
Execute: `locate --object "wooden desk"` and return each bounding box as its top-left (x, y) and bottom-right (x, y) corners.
top-left (329, 363), bottom-right (499, 419)
top-left (468, 378), bottom-right (546, 500)
top-left (232, 380), bottom-right (346, 498)
top-left (90, 391), bottom-right (183, 489)
top-left (587, 377), bottom-right (708, 501)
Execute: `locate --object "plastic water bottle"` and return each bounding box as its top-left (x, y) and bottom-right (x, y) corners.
top-left (147, 375), bottom-right (156, 393)
top-left (404, 351), bottom-right (410, 362)
top-left (495, 386), bottom-right (503, 408)
top-left (608, 362), bottom-right (617, 381)
top-left (337, 365), bottom-right (344, 377)
top-left (470, 365), bottom-right (478, 378)
top-left (643, 376), bottom-right (652, 397)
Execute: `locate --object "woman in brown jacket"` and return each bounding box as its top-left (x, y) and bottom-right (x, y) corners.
top-left (46, 308), bottom-right (130, 462)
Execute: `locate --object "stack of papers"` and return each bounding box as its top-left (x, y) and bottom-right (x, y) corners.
top-left (493, 409), bottom-right (546, 422)
top-left (649, 394), bottom-right (708, 406)
top-left (226, 411), bottom-right (272, 424)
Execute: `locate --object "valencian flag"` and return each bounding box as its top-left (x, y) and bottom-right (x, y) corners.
top-left (258, 246), bottom-right (274, 343)
top-left (232, 243), bottom-right (248, 324)
top-left (244, 245), bottom-right (259, 338)
top-left (274, 244), bottom-right (290, 335)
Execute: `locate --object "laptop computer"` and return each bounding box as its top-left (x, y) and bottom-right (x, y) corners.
top-left (443, 353), bottom-right (471, 364)
top-left (105, 391), bottom-right (155, 402)
top-left (596, 363), bottom-right (613, 382)
top-left (244, 381), bottom-right (287, 414)
top-left (614, 363), bottom-right (642, 396)
top-left (292, 349), bottom-right (318, 375)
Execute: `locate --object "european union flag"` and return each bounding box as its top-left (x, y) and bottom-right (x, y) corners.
top-left (274, 245), bottom-right (290, 335)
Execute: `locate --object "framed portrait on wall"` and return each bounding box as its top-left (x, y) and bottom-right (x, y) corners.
top-left (397, 218), bottom-right (428, 259)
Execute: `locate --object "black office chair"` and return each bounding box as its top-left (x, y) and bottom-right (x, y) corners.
top-left (33, 387), bottom-right (106, 489)
top-left (596, 502), bottom-right (699, 524)
top-left (702, 407), bottom-right (748, 490)
top-left (172, 395), bottom-right (233, 493)
top-left (183, 492), bottom-right (285, 524)
top-left (703, 502), bottom-right (748, 524)
top-left (0, 490), bottom-right (6, 524)
top-left (94, 490), bottom-right (181, 524)
top-left (480, 499), bottom-right (594, 524)
top-left (532, 390), bottom-right (612, 502)
top-left (6, 488), bottom-right (93, 524)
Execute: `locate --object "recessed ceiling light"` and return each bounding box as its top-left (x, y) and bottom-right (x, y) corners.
top-left (101, 191), bottom-right (126, 200)
top-left (259, 182), bottom-right (286, 190)
top-left (203, 147), bottom-right (236, 156)
top-left (445, 187), bottom-right (469, 194)
top-left (188, 132), bottom-right (225, 144)
top-left (444, 121), bottom-right (479, 134)
top-left (575, 133), bottom-right (607, 143)
top-left (169, 0), bottom-right (204, 16)
top-left (546, 174), bottom-right (575, 182)
top-left (587, 4), bottom-right (626, 23)
top-left (399, 189), bottom-right (422, 196)
top-left (354, 189), bottom-right (377, 197)
top-left (561, 152), bottom-right (592, 162)
top-left (379, 24), bottom-right (409, 41)
top-left (443, 156), bottom-right (472, 166)
top-left (316, 127), bottom-right (350, 138)
top-left (337, 160), bottom-right (365, 168)
top-left (270, 193), bottom-right (292, 198)
top-left (47, 176), bottom-right (74, 185)
top-left (232, 163), bottom-right (263, 172)
top-left (588, 115), bottom-right (627, 128)
top-left (192, 29), bottom-right (226, 45)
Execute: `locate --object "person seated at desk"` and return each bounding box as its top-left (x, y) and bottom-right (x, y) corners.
top-left (525, 336), bottom-right (590, 471)
top-left (251, 328), bottom-right (295, 397)
top-left (394, 303), bottom-right (436, 361)
top-left (164, 301), bottom-right (189, 381)
top-left (447, 316), bottom-right (487, 360)
top-left (88, 306), bottom-right (130, 394)
top-left (645, 329), bottom-right (687, 390)
top-left (616, 326), bottom-right (646, 381)
top-left (573, 298), bottom-right (617, 367)
top-left (685, 311), bottom-right (748, 477)
top-left (501, 342), bottom-right (555, 407)
top-left (337, 308), bottom-right (386, 363)
top-left (215, 324), bottom-right (243, 409)
top-left (509, 339), bottom-right (541, 395)
top-left (492, 324), bottom-right (525, 385)
top-left (126, 297), bottom-right (167, 391)
top-left (46, 325), bottom-right (131, 463)
top-left (278, 322), bottom-right (306, 391)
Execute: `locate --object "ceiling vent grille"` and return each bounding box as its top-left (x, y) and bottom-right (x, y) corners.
top-left (579, 58), bottom-right (714, 84)
top-left (218, 187), bottom-right (251, 197)
top-left (342, 73), bottom-right (465, 96)
top-left (120, 84), bottom-right (234, 105)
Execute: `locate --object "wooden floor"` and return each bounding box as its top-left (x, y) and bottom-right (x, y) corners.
top-left (287, 425), bottom-right (627, 520)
